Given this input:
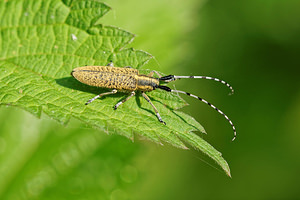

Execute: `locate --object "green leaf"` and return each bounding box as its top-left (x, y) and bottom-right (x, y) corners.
top-left (0, 107), bottom-right (141, 200)
top-left (0, 0), bottom-right (231, 176)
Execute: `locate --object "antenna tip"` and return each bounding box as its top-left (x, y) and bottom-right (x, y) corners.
top-left (231, 136), bottom-right (236, 142)
top-left (228, 89), bottom-right (234, 96)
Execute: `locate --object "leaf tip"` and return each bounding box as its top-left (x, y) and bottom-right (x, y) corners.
top-left (182, 146), bottom-right (189, 150)
top-left (226, 170), bottom-right (232, 178)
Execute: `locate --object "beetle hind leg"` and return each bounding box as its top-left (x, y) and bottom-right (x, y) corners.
top-left (85, 89), bottom-right (118, 105)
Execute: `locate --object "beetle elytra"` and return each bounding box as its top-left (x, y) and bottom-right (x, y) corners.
top-left (71, 62), bottom-right (237, 141)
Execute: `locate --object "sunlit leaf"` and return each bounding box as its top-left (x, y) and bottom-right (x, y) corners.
top-left (0, 0), bottom-right (231, 177)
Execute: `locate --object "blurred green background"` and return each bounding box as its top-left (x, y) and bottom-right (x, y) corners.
top-left (1, 0), bottom-right (300, 199)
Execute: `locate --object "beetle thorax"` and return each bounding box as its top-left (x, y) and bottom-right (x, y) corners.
top-left (136, 75), bottom-right (159, 91)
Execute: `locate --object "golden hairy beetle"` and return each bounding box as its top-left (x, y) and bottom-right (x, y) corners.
top-left (71, 62), bottom-right (237, 141)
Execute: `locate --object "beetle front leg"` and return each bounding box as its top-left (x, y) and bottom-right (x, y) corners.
top-left (106, 61), bottom-right (114, 67)
top-left (148, 70), bottom-right (163, 78)
top-left (142, 92), bottom-right (166, 125)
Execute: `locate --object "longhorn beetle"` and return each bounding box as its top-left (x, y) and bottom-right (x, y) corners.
top-left (71, 62), bottom-right (237, 141)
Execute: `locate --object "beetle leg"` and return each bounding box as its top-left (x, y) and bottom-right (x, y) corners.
top-left (106, 61), bottom-right (114, 67)
top-left (148, 70), bottom-right (162, 78)
top-left (142, 92), bottom-right (166, 125)
top-left (85, 89), bottom-right (117, 105)
top-left (114, 91), bottom-right (135, 110)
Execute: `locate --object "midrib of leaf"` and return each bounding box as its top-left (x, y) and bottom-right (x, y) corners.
top-left (0, 0), bottom-right (231, 177)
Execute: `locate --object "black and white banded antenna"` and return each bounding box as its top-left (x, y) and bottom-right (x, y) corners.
top-left (159, 75), bottom-right (234, 95)
top-left (157, 75), bottom-right (236, 141)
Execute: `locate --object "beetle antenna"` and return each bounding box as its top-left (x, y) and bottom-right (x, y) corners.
top-left (157, 85), bottom-right (236, 141)
top-left (160, 75), bottom-right (234, 95)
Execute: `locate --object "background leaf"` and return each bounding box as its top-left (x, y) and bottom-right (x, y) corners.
top-left (0, 0), bottom-right (231, 184)
top-left (0, 107), bottom-right (141, 200)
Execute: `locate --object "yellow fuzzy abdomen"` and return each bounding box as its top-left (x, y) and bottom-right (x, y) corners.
top-left (72, 66), bottom-right (139, 91)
